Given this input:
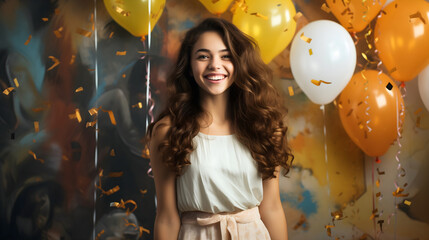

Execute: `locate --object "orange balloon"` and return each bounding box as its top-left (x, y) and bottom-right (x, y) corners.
top-left (338, 70), bottom-right (405, 157)
top-left (374, 0), bottom-right (429, 82)
top-left (326, 0), bottom-right (386, 32)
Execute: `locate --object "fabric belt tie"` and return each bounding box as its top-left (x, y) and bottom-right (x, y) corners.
top-left (182, 207), bottom-right (260, 240)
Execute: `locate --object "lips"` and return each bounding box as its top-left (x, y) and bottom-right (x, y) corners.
top-left (204, 73), bottom-right (227, 81)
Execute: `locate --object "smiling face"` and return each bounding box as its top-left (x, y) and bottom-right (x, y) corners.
top-left (190, 31), bottom-right (235, 97)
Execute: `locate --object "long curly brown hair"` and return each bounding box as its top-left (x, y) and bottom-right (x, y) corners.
top-left (146, 18), bottom-right (293, 180)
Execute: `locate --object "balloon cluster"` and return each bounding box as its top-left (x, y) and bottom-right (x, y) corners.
top-left (289, 0), bottom-right (429, 157)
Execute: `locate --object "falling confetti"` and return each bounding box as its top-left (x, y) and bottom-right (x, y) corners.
top-left (321, 3), bottom-right (331, 13)
top-left (24, 35), bottom-right (32, 45)
top-left (75, 87), bottom-right (83, 92)
top-left (34, 121), bottom-right (39, 133)
top-left (13, 78), bottom-right (19, 87)
top-left (109, 31), bottom-right (114, 38)
top-left (311, 79), bottom-right (331, 86)
top-left (132, 102), bottom-right (143, 108)
top-left (70, 55), bottom-right (76, 64)
top-left (293, 12), bottom-right (303, 22)
top-left (2, 87), bottom-right (15, 95)
top-left (110, 149), bottom-right (115, 156)
top-left (116, 51), bottom-right (127, 56)
top-left (42, 18), bottom-right (49, 22)
top-left (76, 28), bottom-right (92, 37)
top-left (110, 199), bottom-right (137, 215)
top-left (309, 49), bottom-right (313, 55)
top-left (404, 200), bottom-right (412, 206)
top-left (288, 86), bottom-right (294, 96)
top-left (47, 56), bottom-right (60, 71)
top-left (300, 32), bottom-right (312, 43)
top-left (250, 12), bottom-right (268, 20)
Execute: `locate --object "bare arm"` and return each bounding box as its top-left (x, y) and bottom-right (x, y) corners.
top-left (259, 166), bottom-right (288, 240)
top-left (150, 118), bottom-right (181, 240)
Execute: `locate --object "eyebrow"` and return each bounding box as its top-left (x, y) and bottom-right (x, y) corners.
top-left (194, 48), bottom-right (230, 54)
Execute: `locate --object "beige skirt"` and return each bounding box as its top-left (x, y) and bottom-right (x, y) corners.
top-left (178, 207), bottom-right (271, 240)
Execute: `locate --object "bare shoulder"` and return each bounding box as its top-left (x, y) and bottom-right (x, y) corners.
top-left (150, 116), bottom-right (171, 148)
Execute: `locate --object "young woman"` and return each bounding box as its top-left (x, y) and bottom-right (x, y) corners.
top-left (146, 18), bottom-right (293, 240)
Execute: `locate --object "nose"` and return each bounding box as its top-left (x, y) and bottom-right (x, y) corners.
top-left (208, 56), bottom-right (221, 70)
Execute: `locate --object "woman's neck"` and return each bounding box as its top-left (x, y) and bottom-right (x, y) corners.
top-left (199, 90), bottom-right (232, 130)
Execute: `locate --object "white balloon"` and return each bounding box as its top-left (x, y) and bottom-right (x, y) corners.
top-left (290, 20), bottom-right (356, 105)
top-left (418, 65), bottom-right (429, 111)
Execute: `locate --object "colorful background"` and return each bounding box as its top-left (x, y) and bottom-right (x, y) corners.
top-left (1, 0), bottom-right (429, 239)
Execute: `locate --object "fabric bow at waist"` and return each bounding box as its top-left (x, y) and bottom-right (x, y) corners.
top-left (181, 207), bottom-right (261, 240)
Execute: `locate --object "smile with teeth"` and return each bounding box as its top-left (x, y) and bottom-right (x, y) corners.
top-left (204, 74), bottom-right (227, 81)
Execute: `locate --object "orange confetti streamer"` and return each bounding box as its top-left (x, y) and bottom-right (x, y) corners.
top-left (62, 155), bottom-right (69, 161)
top-left (42, 18), bottom-right (49, 22)
top-left (142, 144), bottom-right (150, 158)
top-left (300, 32), bottom-right (312, 43)
top-left (122, 74), bottom-right (126, 78)
top-left (138, 51), bottom-right (147, 54)
top-left (376, 178), bottom-right (380, 187)
top-left (108, 172), bottom-right (123, 177)
top-left (325, 225), bottom-right (334, 237)
top-left (123, 218), bottom-right (150, 237)
top-left (116, 51), bottom-right (127, 56)
top-left (75, 109), bottom-right (82, 123)
top-left (321, 3), bottom-right (331, 13)
top-left (293, 12), bottom-right (303, 22)
top-left (404, 200), bottom-right (412, 206)
top-left (109, 31), bottom-right (114, 38)
top-left (409, 11), bottom-right (426, 24)
top-left (132, 102), bottom-right (143, 108)
top-left (230, 0), bottom-right (248, 14)
top-left (393, 187), bottom-right (409, 197)
top-left (29, 150), bottom-right (37, 160)
top-left (309, 48), bottom-right (313, 55)
top-left (288, 86), bottom-right (294, 96)
top-left (95, 230), bottom-right (104, 240)
top-left (86, 120), bottom-right (97, 127)
top-left (54, 29), bottom-right (63, 38)
top-left (76, 28), bottom-right (92, 37)
top-left (34, 121), bottom-right (39, 133)
top-left (110, 149), bottom-right (115, 156)
top-left (140, 189), bottom-right (148, 195)
top-left (311, 79), bottom-right (331, 86)
top-left (114, 6), bottom-right (130, 16)
top-left (292, 214), bottom-right (307, 230)
top-left (250, 12), bottom-right (268, 20)
top-left (3, 87), bottom-right (15, 95)
top-left (13, 78), bottom-right (19, 87)
top-left (24, 35), bottom-right (32, 45)
top-left (47, 56), bottom-right (60, 71)
top-left (110, 199), bottom-right (137, 215)
top-left (75, 87), bottom-right (83, 92)
top-left (106, 110), bottom-right (117, 125)
top-left (70, 55), bottom-right (76, 64)
top-left (89, 106), bottom-right (102, 116)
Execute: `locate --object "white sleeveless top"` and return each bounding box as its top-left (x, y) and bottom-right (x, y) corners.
top-left (176, 132), bottom-right (263, 214)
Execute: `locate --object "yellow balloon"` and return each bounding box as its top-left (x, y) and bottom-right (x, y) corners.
top-left (232, 0), bottom-right (297, 63)
top-left (103, 0), bottom-right (166, 37)
top-left (199, 0), bottom-right (233, 15)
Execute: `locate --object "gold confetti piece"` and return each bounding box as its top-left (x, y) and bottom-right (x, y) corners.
top-left (24, 35), bottom-right (32, 45)
top-left (95, 230), bottom-right (104, 240)
top-left (370, 208), bottom-right (379, 220)
top-left (106, 110), bottom-right (117, 125)
top-left (137, 51), bottom-right (147, 54)
top-left (13, 78), bottom-right (19, 87)
top-left (75, 109), bottom-right (82, 123)
top-left (293, 12), bottom-right (303, 22)
top-left (377, 168), bottom-right (385, 175)
top-left (361, 52), bottom-right (376, 63)
top-left (3, 87), bottom-right (15, 95)
top-left (292, 214), bottom-right (307, 230)
top-left (54, 30), bottom-right (62, 38)
top-left (76, 28), bottom-right (92, 37)
top-left (300, 32), bottom-right (312, 43)
top-left (404, 200), bottom-right (412, 206)
top-left (376, 192), bottom-right (381, 197)
top-left (140, 189), bottom-right (147, 195)
top-left (110, 149), bottom-right (115, 156)
top-left (34, 121), bottom-right (39, 133)
top-left (62, 155), bottom-right (69, 161)
top-left (325, 225), bottom-right (334, 237)
top-left (123, 218), bottom-right (150, 237)
top-left (114, 5), bottom-right (131, 16)
top-left (230, 0), bottom-right (248, 14)
top-left (88, 107), bottom-right (101, 116)
top-left (409, 11), bottom-right (426, 24)
top-left (108, 172), bottom-right (123, 177)
top-left (42, 18), bottom-right (49, 22)
top-left (122, 74), bottom-right (126, 78)
top-left (109, 31), bottom-right (114, 38)
top-left (47, 56), bottom-right (60, 71)
top-left (29, 150), bottom-right (37, 160)
top-left (70, 55), bottom-right (76, 64)
top-left (376, 178), bottom-right (380, 187)
top-left (75, 87), bottom-right (83, 92)
top-left (311, 79), bottom-right (331, 86)
top-left (86, 120), bottom-right (97, 127)
top-left (110, 199), bottom-right (137, 215)
top-left (309, 48), bottom-right (313, 55)
top-left (288, 86), bottom-right (294, 96)
top-left (415, 108), bottom-right (422, 115)
top-left (321, 3), bottom-right (331, 13)
top-left (132, 102), bottom-right (143, 108)
top-left (250, 12), bottom-right (268, 20)
top-left (116, 51), bottom-right (127, 56)
top-left (393, 187), bottom-right (409, 197)
top-left (142, 144), bottom-right (150, 158)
